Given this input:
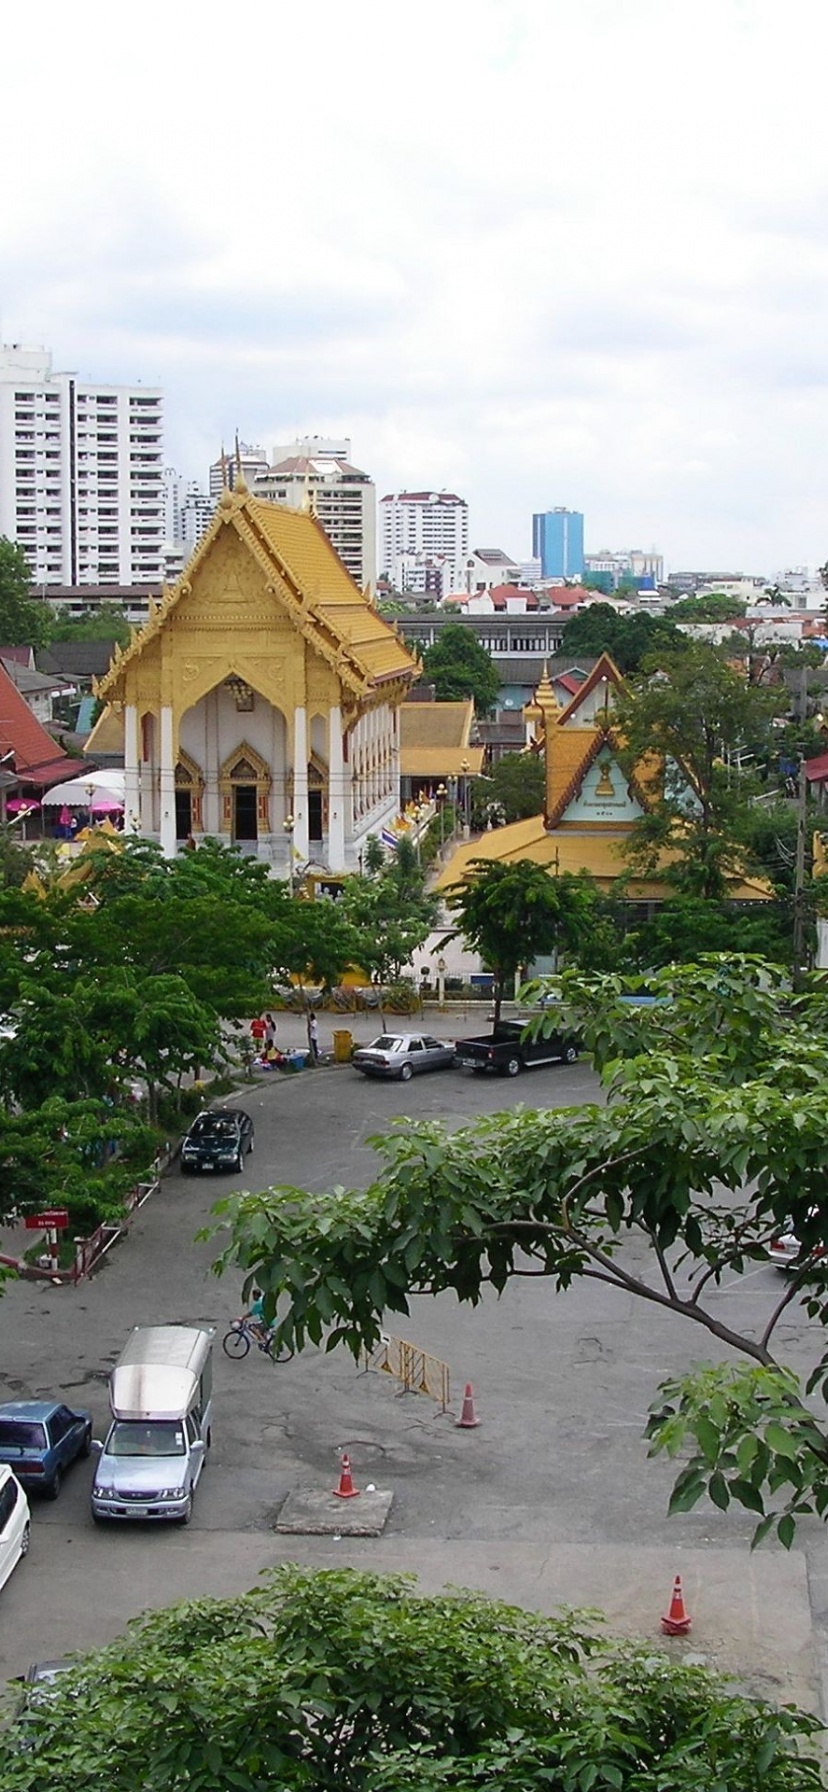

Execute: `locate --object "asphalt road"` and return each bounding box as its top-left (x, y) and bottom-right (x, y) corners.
top-left (0, 1020), bottom-right (824, 1711)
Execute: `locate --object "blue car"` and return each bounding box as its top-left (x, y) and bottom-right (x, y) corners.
top-left (0, 1401), bottom-right (93, 1501)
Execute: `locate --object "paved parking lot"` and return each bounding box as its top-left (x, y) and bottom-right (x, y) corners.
top-left (0, 1016), bottom-right (823, 1712)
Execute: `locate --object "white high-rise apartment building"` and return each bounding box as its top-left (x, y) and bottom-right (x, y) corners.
top-left (380, 491), bottom-right (469, 596)
top-left (164, 467), bottom-right (214, 551)
top-left (0, 344), bottom-right (164, 587)
top-left (254, 437), bottom-right (376, 591)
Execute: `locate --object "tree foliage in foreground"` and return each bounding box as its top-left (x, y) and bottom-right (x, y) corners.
top-left (2, 1566), bottom-right (821, 1790)
top-left (209, 957), bottom-right (828, 1549)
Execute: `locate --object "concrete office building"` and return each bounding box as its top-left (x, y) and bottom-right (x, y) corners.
top-left (0, 344), bottom-right (165, 589)
top-left (532, 507), bottom-right (584, 581)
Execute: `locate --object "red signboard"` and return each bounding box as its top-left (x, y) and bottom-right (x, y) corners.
top-left (24, 1209), bottom-right (70, 1231)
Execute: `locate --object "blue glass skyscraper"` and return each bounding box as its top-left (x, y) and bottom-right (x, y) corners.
top-left (532, 508), bottom-right (584, 580)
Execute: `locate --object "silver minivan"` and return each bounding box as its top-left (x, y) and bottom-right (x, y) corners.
top-left (91, 1325), bottom-right (213, 1525)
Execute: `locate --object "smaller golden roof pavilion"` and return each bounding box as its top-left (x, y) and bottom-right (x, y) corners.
top-left (90, 483), bottom-right (419, 874)
top-left (437, 653), bottom-right (770, 903)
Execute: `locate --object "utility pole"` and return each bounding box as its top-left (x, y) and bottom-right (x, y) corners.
top-left (792, 667), bottom-right (809, 991)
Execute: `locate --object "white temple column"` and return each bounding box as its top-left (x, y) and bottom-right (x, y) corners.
top-left (292, 705), bottom-right (310, 859)
top-left (328, 704), bottom-right (347, 869)
top-left (124, 704), bottom-right (140, 835)
top-left (159, 704), bottom-right (176, 858)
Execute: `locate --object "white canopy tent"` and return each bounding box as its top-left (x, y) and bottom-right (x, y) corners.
top-left (43, 770), bottom-right (125, 809)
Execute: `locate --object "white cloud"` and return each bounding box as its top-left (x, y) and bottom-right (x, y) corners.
top-left (3, 0), bottom-right (828, 571)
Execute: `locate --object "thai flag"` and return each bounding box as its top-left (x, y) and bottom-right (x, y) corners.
top-left (380, 828), bottom-right (398, 850)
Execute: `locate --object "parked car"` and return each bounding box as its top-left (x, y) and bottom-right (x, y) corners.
top-left (179, 1108), bottom-right (254, 1173)
top-left (352, 1033), bottom-right (456, 1081)
top-left (0, 1466), bottom-right (30, 1593)
top-left (0, 1401), bottom-right (93, 1500)
top-left (767, 1214), bottom-right (824, 1271)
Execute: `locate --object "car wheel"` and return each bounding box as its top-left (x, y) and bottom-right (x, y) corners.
top-left (81, 1425), bottom-right (93, 1458)
top-left (235, 1151), bottom-right (244, 1173)
top-left (179, 1491), bottom-right (193, 1526)
top-left (19, 1522), bottom-right (30, 1558)
top-left (502, 1056), bottom-right (522, 1078)
top-left (563, 1044), bottom-right (578, 1064)
top-left (399, 1062), bottom-right (413, 1082)
top-left (45, 1468), bottom-right (62, 1501)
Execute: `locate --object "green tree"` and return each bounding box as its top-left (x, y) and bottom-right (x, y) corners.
top-left (472, 752), bottom-right (545, 825)
top-left (0, 537), bottom-right (52, 649)
top-left (48, 603), bottom-right (130, 646)
top-left (209, 956), bottom-right (828, 1550)
top-left (0, 822), bottom-right (38, 889)
top-left (344, 835), bottom-right (438, 984)
top-left (445, 858), bottom-right (597, 1021)
top-left (0, 1096), bottom-right (155, 1233)
top-left (421, 624), bottom-right (500, 715)
top-left (615, 644), bottom-right (778, 899)
top-left (562, 602), bottom-right (687, 672)
top-left (2, 1566), bottom-right (820, 1788)
top-left (668, 591), bottom-right (748, 623)
top-left (0, 971), bottom-right (222, 1118)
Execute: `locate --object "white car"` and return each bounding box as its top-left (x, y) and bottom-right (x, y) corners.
top-left (0, 1464), bottom-right (30, 1592)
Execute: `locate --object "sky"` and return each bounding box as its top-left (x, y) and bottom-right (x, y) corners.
top-left (2, 0), bottom-right (828, 577)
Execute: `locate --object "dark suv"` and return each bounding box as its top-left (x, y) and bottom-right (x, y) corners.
top-left (179, 1108), bottom-right (254, 1173)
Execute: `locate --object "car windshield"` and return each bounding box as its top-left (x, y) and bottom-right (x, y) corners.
top-left (189, 1115), bottom-right (236, 1139)
top-left (368, 1036), bottom-right (402, 1051)
top-left (0, 1420), bottom-right (47, 1452)
top-left (107, 1422), bottom-right (186, 1457)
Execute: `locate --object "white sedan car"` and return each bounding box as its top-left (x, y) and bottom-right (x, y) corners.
top-left (352, 1033), bottom-right (456, 1081)
top-left (0, 1464), bottom-right (30, 1593)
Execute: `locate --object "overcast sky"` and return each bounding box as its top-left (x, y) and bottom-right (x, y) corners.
top-left (2, 0), bottom-right (828, 576)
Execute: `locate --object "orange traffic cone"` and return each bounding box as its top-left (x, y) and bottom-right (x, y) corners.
top-left (661, 1574), bottom-right (691, 1635)
top-left (455, 1383), bottom-right (480, 1428)
top-left (333, 1452), bottom-right (360, 1499)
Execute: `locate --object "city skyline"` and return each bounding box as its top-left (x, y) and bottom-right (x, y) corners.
top-left (3, 3), bottom-right (828, 576)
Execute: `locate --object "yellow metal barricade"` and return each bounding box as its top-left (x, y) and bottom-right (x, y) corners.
top-left (333, 1029), bottom-right (354, 1062)
top-left (364, 1332), bottom-right (450, 1411)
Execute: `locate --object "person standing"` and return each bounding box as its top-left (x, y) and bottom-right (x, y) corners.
top-left (264, 1013), bottom-right (277, 1053)
top-left (308, 1011), bottom-right (320, 1063)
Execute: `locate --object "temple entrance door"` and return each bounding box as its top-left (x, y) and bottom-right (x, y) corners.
top-left (234, 785), bottom-right (258, 841)
top-left (308, 789), bottom-right (323, 842)
top-left (175, 789), bottom-right (192, 840)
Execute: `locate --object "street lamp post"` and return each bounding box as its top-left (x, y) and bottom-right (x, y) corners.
top-left (436, 782), bottom-right (447, 849)
top-left (283, 814), bottom-right (295, 895)
top-left (460, 759), bottom-right (470, 831)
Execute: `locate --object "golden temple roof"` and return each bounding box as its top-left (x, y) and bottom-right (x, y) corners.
top-left (95, 489), bottom-right (418, 707)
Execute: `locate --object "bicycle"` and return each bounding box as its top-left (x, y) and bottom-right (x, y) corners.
top-left (222, 1317), bottom-right (294, 1363)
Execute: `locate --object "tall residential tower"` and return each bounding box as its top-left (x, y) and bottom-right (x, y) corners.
top-left (0, 344), bottom-right (165, 587)
top-left (380, 490), bottom-right (469, 597)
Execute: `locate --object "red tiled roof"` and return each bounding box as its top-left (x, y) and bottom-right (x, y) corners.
top-left (805, 753), bottom-right (828, 782)
top-left (0, 659), bottom-right (74, 786)
top-left (551, 586), bottom-right (593, 609)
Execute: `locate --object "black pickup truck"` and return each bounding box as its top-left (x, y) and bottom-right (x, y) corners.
top-left (453, 1018), bottom-right (579, 1078)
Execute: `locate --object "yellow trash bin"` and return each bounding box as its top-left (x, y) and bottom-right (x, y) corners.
top-left (333, 1028), bottom-right (354, 1063)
